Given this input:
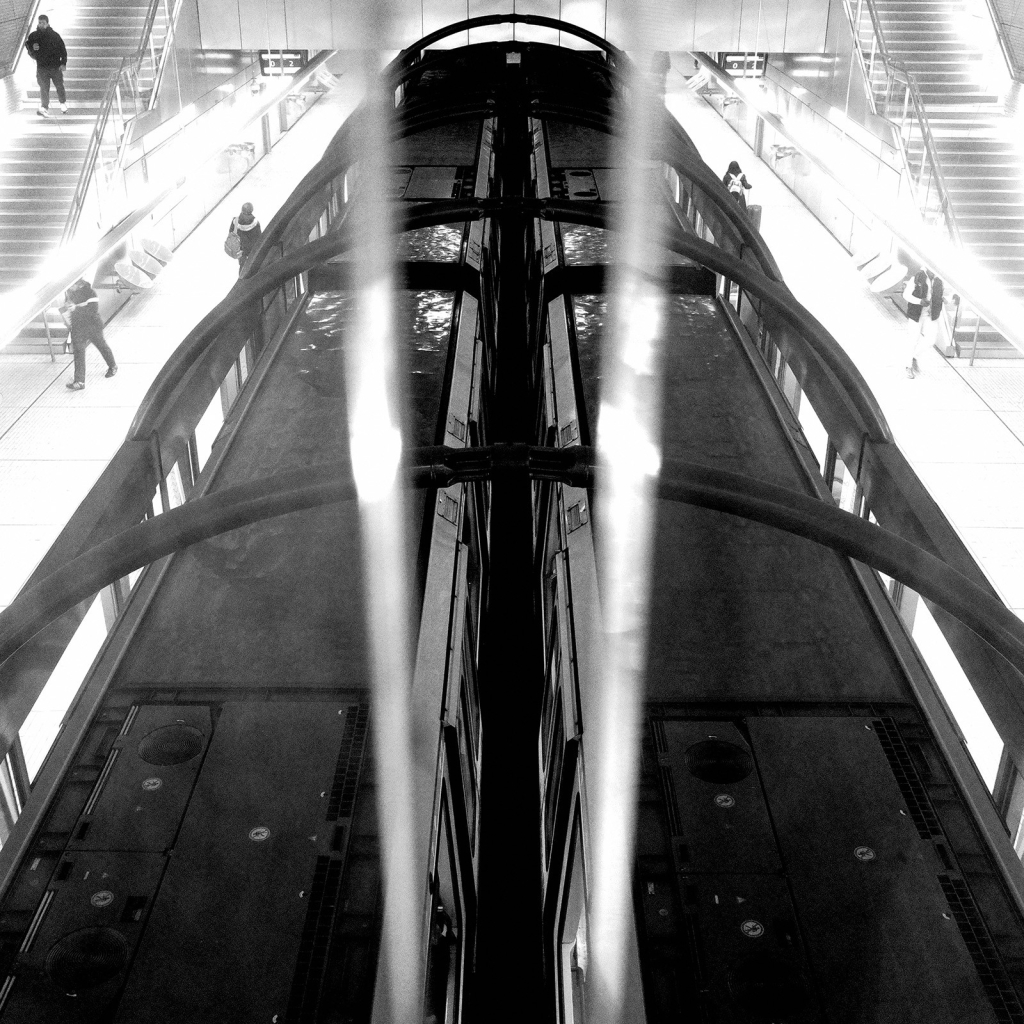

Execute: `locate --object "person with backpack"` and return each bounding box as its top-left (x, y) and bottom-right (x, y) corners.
top-left (63, 279), bottom-right (117, 390)
top-left (902, 268), bottom-right (930, 378)
top-left (226, 202), bottom-right (262, 275)
top-left (921, 271), bottom-right (948, 353)
top-left (722, 161), bottom-right (752, 210)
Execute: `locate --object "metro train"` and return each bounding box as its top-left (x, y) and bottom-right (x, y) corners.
top-left (1, 15), bottom-right (1024, 1024)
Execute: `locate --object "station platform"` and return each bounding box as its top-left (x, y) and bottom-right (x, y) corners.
top-left (0, 75), bottom-right (363, 615)
top-left (0, 56), bottom-right (1020, 781)
top-left (665, 77), bottom-right (1024, 633)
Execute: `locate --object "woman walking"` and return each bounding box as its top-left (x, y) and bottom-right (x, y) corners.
top-left (64, 279), bottom-right (117, 390)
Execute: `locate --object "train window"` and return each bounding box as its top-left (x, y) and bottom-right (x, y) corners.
top-left (165, 462), bottom-right (186, 510)
top-left (19, 598), bottom-right (107, 782)
top-left (426, 802), bottom-right (462, 1024)
top-left (545, 713), bottom-right (565, 859)
top-left (459, 666), bottom-right (480, 768)
top-left (458, 662), bottom-right (480, 845)
top-left (544, 626), bottom-right (563, 755)
top-left (826, 450), bottom-right (859, 513)
top-left (796, 397), bottom-right (829, 474)
top-left (457, 722), bottom-right (477, 847)
top-left (912, 601), bottom-right (1003, 789)
top-left (236, 343), bottom-right (250, 385)
top-left (559, 814), bottom-right (589, 1024)
top-left (193, 390), bottom-right (225, 473)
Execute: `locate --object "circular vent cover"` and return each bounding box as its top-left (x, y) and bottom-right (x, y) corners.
top-left (728, 953), bottom-right (808, 1018)
top-left (685, 740), bottom-right (753, 784)
top-left (46, 927), bottom-right (130, 994)
top-left (138, 724), bottom-right (204, 766)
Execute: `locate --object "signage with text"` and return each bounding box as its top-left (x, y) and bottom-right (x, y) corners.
top-left (259, 50), bottom-right (307, 76)
top-left (722, 53), bottom-right (767, 77)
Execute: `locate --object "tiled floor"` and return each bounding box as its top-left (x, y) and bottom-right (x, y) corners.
top-left (666, 77), bottom-right (1024, 627)
top-left (0, 68), bottom-right (364, 612)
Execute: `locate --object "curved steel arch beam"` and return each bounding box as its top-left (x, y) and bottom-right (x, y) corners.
top-left (3, 447), bottom-right (1023, 692)
top-left (246, 100), bottom-right (494, 276)
top-left (133, 194), bottom-right (890, 448)
top-left (534, 101), bottom-right (782, 281)
top-left (389, 13), bottom-right (629, 68)
top-left (252, 40), bottom-right (769, 284)
top-left (537, 199), bottom-right (891, 444)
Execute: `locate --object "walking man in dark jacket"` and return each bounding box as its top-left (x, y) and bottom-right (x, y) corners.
top-left (24, 15), bottom-right (68, 118)
top-left (63, 279), bottom-right (117, 390)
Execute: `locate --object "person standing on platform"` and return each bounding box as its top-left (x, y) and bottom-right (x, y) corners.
top-left (64, 279), bottom-right (117, 390)
top-left (723, 161), bottom-right (752, 211)
top-left (24, 15), bottom-right (68, 118)
top-left (902, 268), bottom-right (929, 378)
top-left (228, 202), bottom-right (262, 275)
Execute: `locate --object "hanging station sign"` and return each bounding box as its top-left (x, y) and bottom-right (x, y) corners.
top-left (259, 50), bottom-right (308, 76)
top-left (721, 53), bottom-right (767, 77)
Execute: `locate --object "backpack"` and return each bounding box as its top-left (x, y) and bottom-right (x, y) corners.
top-left (727, 174), bottom-right (744, 194)
top-left (224, 219), bottom-right (242, 259)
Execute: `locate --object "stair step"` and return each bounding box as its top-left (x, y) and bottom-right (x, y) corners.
top-left (0, 240), bottom-right (65, 255)
top-left (960, 222), bottom-right (1024, 233)
top-left (0, 174), bottom-right (81, 187)
top-left (921, 140), bottom-right (1018, 153)
top-left (933, 155), bottom-right (1021, 166)
top-left (967, 246), bottom-right (1024, 258)
top-left (0, 157), bottom-right (90, 168)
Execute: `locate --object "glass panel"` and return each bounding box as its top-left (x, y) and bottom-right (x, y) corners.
top-left (797, 396), bottom-right (829, 473)
top-left (19, 598), bottom-right (107, 782)
top-left (194, 389), bottom-right (225, 470)
top-left (570, 294), bottom-right (606, 431)
top-left (912, 599), bottom-right (1003, 790)
top-left (399, 289), bottom-right (456, 447)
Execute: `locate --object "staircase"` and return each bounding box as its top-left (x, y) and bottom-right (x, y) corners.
top-left (0, 2), bottom-right (164, 295)
top-left (863, 0), bottom-right (1024, 356)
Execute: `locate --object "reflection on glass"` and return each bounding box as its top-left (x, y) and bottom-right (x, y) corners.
top-left (571, 294), bottom-right (606, 431)
top-left (396, 225), bottom-right (464, 262)
top-left (400, 289), bottom-right (455, 446)
top-left (293, 290), bottom-right (454, 447)
top-left (562, 224), bottom-right (612, 265)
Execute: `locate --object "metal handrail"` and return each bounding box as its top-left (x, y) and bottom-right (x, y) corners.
top-left (10, 0), bottom-right (46, 74)
top-left (146, 0), bottom-right (185, 112)
top-left (60, 0), bottom-right (179, 245)
top-left (61, 59), bottom-right (128, 244)
top-left (977, 0), bottom-right (1018, 80)
top-left (133, 0), bottom-right (165, 67)
top-left (1, 51), bottom-right (336, 354)
top-left (689, 52), bottom-right (1024, 355)
top-left (848, 0), bottom-right (962, 246)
